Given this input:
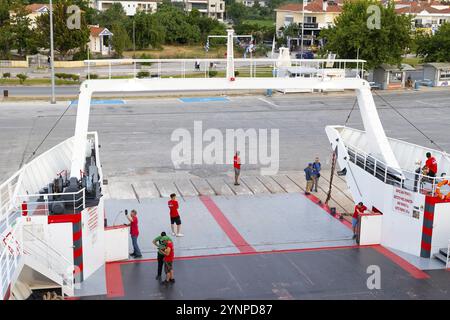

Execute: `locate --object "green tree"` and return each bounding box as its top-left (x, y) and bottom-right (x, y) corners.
top-left (97, 2), bottom-right (128, 30)
top-left (35, 0), bottom-right (90, 59)
top-left (226, 2), bottom-right (249, 24)
top-left (111, 22), bottom-right (131, 57)
top-left (132, 11), bottom-right (165, 49)
top-left (155, 4), bottom-right (200, 44)
top-left (10, 2), bottom-right (38, 55)
top-left (319, 0), bottom-right (412, 69)
top-left (416, 23), bottom-right (450, 62)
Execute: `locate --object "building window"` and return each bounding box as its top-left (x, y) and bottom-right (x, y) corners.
top-left (440, 69), bottom-right (450, 80)
top-left (439, 18), bottom-right (446, 25)
top-left (304, 16), bottom-right (316, 23)
top-left (284, 16), bottom-right (294, 26)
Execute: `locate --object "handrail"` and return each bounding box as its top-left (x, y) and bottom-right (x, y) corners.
top-left (22, 227), bottom-right (74, 293)
top-left (0, 221), bottom-right (23, 300)
top-left (447, 240), bottom-right (450, 269)
top-left (345, 142), bottom-right (449, 197)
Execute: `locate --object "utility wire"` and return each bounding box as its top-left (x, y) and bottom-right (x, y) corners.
top-left (373, 90), bottom-right (446, 153)
top-left (23, 102), bottom-right (73, 166)
top-left (344, 97), bottom-right (358, 126)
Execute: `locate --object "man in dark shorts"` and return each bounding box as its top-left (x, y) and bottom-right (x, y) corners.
top-left (168, 193), bottom-right (183, 237)
top-left (161, 239), bottom-right (175, 285)
top-left (152, 232), bottom-right (172, 280)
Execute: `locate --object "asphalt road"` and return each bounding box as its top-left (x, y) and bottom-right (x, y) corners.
top-left (0, 89), bottom-right (449, 183)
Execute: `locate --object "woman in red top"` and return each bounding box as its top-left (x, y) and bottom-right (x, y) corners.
top-left (162, 239), bottom-right (175, 285)
top-left (234, 151), bottom-right (241, 186)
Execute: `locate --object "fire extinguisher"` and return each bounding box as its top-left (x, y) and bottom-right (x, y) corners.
top-left (21, 201), bottom-right (28, 216)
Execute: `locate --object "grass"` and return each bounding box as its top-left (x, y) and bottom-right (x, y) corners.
top-left (123, 45), bottom-right (229, 59)
top-left (0, 78), bottom-right (80, 85)
top-left (402, 56), bottom-right (422, 67)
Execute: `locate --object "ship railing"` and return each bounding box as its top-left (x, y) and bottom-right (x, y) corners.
top-left (346, 143), bottom-right (450, 197)
top-left (0, 171), bottom-right (22, 235)
top-left (83, 58), bottom-right (365, 81)
top-left (447, 240), bottom-right (450, 269)
top-left (21, 226), bottom-right (74, 296)
top-left (0, 219), bottom-right (23, 299)
top-left (14, 188), bottom-right (86, 217)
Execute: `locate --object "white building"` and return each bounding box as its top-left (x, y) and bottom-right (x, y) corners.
top-left (394, 1), bottom-right (450, 32)
top-left (89, 25), bottom-right (114, 56)
top-left (94, 0), bottom-right (161, 16)
top-left (238, 0), bottom-right (267, 7)
top-left (183, 0), bottom-right (226, 20)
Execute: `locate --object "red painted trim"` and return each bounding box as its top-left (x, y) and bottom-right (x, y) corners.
top-left (48, 213), bottom-right (81, 224)
top-left (115, 244), bottom-right (364, 265)
top-left (360, 213), bottom-right (382, 216)
top-left (425, 195), bottom-right (450, 205)
top-left (73, 230), bottom-right (82, 242)
top-left (302, 193), bottom-right (353, 230)
top-left (74, 247), bottom-right (83, 259)
top-left (422, 226), bottom-right (433, 237)
top-left (424, 211), bottom-right (434, 221)
top-left (421, 241), bottom-right (431, 251)
top-left (200, 196), bottom-right (256, 253)
top-left (105, 263), bottom-right (124, 298)
top-left (373, 245), bottom-right (430, 279)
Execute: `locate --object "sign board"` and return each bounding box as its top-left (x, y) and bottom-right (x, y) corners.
top-left (392, 187), bottom-right (415, 217)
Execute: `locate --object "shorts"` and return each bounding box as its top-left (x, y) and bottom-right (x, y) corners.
top-left (164, 261), bottom-right (173, 273)
top-left (234, 168), bottom-right (240, 175)
top-left (352, 217), bottom-right (358, 228)
top-left (170, 216), bottom-right (181, 225)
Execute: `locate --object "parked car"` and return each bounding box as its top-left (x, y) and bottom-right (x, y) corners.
top-left (295, 51), bottom-right (314, 59)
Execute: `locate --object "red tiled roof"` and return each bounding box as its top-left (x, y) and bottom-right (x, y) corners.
top-left (277, 0), bottom-right (343, 13)
top-left (25, 3), bottom-right (48, 13)
top-left (395, 2), bottom-right (450, 14)
top-left (90, 26), bottom-right (105, 37)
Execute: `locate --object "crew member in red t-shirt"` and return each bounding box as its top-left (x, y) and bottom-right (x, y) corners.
top-left (161, 239), bottom-right (175, 285)
top-left (352, 202), bottom-right (367, 240)
top-left (168, 193), bottom-right (183, 237)
top-left (234, 151), bottom-right (241, 186)
top-left (424, 152), bottom-right (438, 177)
top-left (125, 209), bottom-right (142, 258)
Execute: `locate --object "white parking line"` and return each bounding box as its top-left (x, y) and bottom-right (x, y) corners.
top-left (258, 97), bottom-right (279, 108)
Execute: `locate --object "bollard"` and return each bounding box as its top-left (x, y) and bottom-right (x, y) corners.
top-left (266, 89), bottom-right (273, 97)
top-left (3, 89), bottom-right (8, 98)
top-left (414, 81), bottom-right (420, 91)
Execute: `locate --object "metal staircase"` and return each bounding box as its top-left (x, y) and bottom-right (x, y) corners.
top-left (433, 241), bottom-right (450, 268)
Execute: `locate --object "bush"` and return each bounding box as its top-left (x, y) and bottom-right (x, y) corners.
top-left (137, 71), bottom-right (150, 78)
top-left (234, 71), bottom-right (240, 77)
top-left (139, 53), bottom-right (153, 66)
top-left (208, 70), bottom-right (218, 78)
top-left (87, 73), bottom-right (99, 79)
top-left (2, 72), bottom-right (10, 78)
top-left (16, 73), bottom-right (27, 84)
top-left (55, 73), bottom-right (80, 81)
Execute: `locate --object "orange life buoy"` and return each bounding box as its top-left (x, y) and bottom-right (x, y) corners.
top-left (435, 180), bottom-right (450, 200)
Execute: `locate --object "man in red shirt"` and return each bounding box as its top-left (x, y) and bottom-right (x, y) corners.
top-left (168, 193), bottom-right (183, 237)
top-left (161, 239), bottom-right (175, 285)
top-left (234, 151), bottom-right (241, 186)
top-left (125, 209), bottom-right (142, 258)
top-left (424, 152), bottom-right (438, 177)
top-left (352, 202), bottom-right (367, 240)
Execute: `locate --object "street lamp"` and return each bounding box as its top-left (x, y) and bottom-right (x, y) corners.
top-left (300, 0), bottom-right (305, 56)
top-left (49, 0), bottom-right (56, 104)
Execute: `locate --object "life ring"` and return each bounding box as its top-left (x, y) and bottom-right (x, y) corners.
top-left (435, 180), bottom-right (450, 200)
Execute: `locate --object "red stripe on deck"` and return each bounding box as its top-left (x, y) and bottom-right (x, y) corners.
top-left (373, 245), bottom-right (430, 279)
top-left (105, 263), bottom-right (124, 298)
top-left (200, 196), bottom-right (256, 253)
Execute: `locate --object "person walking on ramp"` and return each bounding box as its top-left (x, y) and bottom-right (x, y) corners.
top-left (168, 193), bottom-right (183, 237)
top-left (234, 151), bottom-right (241, 186)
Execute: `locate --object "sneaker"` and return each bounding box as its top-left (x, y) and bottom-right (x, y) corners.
top-left (305, 192), bottom-right (310, 195)
top-left (161, 280), bottom-right (169, 286)
top-left (134, 254), bottom-right (142, 258)
top-left (129, 253), bottom-right (136, 257)
top-left (176, 233), bottom-right (184, 237)
top-left (169, 279), bottom-right (175, 284)
top-left (171, 232), bottom-right (176, 236)
top-left (155, 275), bottom-right (161, 280)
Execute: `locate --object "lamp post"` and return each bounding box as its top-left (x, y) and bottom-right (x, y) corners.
top-left (300, 0), bottom-right (305, 56)
top-left (49, 0), bottom-right (56, 104)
